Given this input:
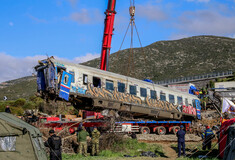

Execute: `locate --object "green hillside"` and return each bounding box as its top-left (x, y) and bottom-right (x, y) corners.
top-left (0, 76), bottom-right (37, 100)
top-left (83, 35), bottom-right (235, 81)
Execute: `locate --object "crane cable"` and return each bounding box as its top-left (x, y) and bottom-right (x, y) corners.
top-left (116, 0), bottom-right (147, 78)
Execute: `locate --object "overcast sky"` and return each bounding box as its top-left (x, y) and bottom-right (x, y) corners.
top-left (0, 0), bottom-right (235, 82)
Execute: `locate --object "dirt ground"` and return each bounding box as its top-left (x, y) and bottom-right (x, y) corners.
top-left (137, 134), bottom-right (202, 142)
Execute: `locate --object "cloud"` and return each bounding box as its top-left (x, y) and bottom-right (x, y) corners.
top-left (73, 53), bottom-right (99, 63)
top-left (9, 22), bottom-right (14, 26)
top-left (28, 15), bottom-right (47, 23)
top-left (68, 0), bottom-right (78, 8)
top-left (0, 52), bottom-right (99, 83)
top-left (175, 10), bottom-right (235, 35)
top-left (169, 34), bottom-right (189, 40)
top-left (68, 9), bottom-right (103, 24)
top-left (136, 4), bottom-right (168, 21)
top-left (186, 0), bottom-right (210, 2)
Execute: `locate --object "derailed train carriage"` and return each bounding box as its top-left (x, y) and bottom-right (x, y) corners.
top-left (35, 57), bottom-right (201, 121)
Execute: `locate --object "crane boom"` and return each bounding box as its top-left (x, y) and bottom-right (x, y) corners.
top-left (100, 0), bottom-right (116, 71)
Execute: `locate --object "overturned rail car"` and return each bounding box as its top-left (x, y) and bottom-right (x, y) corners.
top-left (35, 57), bottom-right (201, 121)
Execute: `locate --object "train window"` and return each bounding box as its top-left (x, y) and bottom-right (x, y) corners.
top-left (150, 90), bottom-right (157, 99)
top-left (69, 71), bottom-right (75, 83)
top-left (185, 98), bottom-right (188, 106)
top-left (118, 82), bottom-right (125, 93)
top-left (169, 94), bottom-right (175, 104)
top-left (193, 100), bottom-right (196, 108)
top-left (63, 74), bottom-right (69, 85)
top-left (160, 93), bottom-right (166, 101)
top-left (93, 77), bottom-right (101, 88)
top-left (177, 96), bottom-right (183, 105)
top-left (83, 74), bottom-right (88, 85)
top-left (140, 88), bottom-right (147, 97)
top-left (129, 85), bottom-right (137, 95)
top-left (106, 80), bottom-right (114, 91)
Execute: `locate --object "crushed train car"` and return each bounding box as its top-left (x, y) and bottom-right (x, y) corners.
top-left (35, 57), bottom-right (201, 121)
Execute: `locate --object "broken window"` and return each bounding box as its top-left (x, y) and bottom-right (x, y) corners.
top-left (193, 100), bottom-right (196, 108)
top-left (57, 67), bottom-right (65, 84)
top-left (93, 77), bottom-right (101, 88)
top-left (0, 136), bottom-right (16, 151)
top-left (83, 74), bottom-right (88, 85)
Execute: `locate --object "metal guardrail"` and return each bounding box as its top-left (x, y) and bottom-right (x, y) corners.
top-left (156, 70), bottom-right (234, 85)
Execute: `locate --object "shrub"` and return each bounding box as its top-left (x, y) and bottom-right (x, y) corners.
top-left (11, 107), bottom-right (24, 116)
top-left (14, 98), bottom-right (26, 107)
top-left (23, 101), bottom-right (35, 110)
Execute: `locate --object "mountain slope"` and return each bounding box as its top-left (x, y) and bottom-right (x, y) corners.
top-left (83, 35), bottom-right (235, 81)
top-left (0, 35), bottom-right (234, 100)
top-left (0, 76), bottom-right (36, 100)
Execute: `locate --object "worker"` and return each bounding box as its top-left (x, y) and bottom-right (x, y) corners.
top-left (77, 126), bottom-right (89, 156)
top-left (199, 90), bottom-right (203, 99)
top-left (202, 126), bottom-right (214, 150)
top-left (5, 106), bottom-right (11, 113)
top-left (176, 125), bottom-right (186, 157)
top-left (91, 126), bottom-right (100, 156)
top-left (44, 129), bottom-right (62, 160)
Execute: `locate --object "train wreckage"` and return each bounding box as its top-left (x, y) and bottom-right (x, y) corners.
top-left (35, 57), bottom-right (201, 121)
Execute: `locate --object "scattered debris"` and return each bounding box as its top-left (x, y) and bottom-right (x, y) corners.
top-left (141, 151), bottom-right (158, 157)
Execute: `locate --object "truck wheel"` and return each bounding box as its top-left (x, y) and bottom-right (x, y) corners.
top-left (157, 126), bottom-right (166, 135)
top-left (140, 127), bottom-right (150, 134)
top-left (172, 126), bottom-right (180, 134)
top-left (69, 127), bottom-right (75, 135)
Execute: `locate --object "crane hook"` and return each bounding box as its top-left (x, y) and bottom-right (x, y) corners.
top-left (129, 6), bottom-right (135, 17)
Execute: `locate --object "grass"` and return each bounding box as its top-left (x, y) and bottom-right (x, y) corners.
top-left (171, 142), bottom-right (220, 160)
top-left (61, 140), bottom-right (221, 160)
top-left (62, 139), bottom-right (164, 160)
top-left (110, 139), bottom-right (163, 157)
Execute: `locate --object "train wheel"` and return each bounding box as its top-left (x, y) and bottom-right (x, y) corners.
top-left (157, 126), bottom-right (166, 135)
top-left (172, 126), bottom-right (180, 134)
top-left (140, 127), bottom-right (150, 134)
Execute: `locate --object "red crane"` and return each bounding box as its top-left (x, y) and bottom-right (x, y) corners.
top-left (84, 0), bottom-right (117, 120)
top-left (100, 0), bottom-right (117, 71)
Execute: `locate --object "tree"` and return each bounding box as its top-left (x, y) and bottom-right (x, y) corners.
top-left (209, 80), bottom-right (215, 88)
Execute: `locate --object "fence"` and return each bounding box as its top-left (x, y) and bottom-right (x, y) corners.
top-left (156, 70), bottom-right (234, 85)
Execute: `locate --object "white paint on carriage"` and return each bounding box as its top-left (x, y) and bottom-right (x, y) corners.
top-left (51, 58), bottom-right (199, 109)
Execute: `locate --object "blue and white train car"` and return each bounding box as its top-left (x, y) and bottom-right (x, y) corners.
top-left (35, 57), bottom-right (201, 121)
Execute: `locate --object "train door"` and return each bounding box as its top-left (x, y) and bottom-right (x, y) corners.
top-left (59, 71), bottom-right (72, 101)
top-left (195, 99), bottom-right (201, 120)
